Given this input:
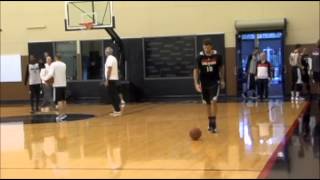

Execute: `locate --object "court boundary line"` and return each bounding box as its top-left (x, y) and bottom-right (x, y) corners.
top-left (1, 167), bottom-right (261, 172)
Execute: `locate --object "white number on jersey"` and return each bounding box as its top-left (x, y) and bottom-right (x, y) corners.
top-left (206, 66), bottom-right (213, 72)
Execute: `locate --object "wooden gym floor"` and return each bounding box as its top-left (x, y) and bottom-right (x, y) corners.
top-left (0, 100), bottom-right (308, 178)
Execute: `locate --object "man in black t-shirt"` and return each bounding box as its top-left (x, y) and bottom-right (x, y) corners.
top-left (193, 39), bottom-right (225, 133)
top-left (300, 48), bottom-right (311, 98)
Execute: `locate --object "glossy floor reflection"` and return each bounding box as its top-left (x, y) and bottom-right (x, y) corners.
top-left (266, 100), bottom-right (320, 179)
top-left (0, 101), bottom-right (309, 178)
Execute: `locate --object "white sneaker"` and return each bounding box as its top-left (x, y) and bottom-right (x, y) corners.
top-left (291, 96), bottom-right (295, 101)
top-left (109, 112), bottom-right (122, 117)
top-left (56, 115), bottom-right (62, 122)
top-left (277, 152), bottom-right (285, 158)
top-left (60, 114), bottom-right (68, 121)
top-left (56, 114), bottom-right (67, 122)
top-left (295, 96), bottom-right (304, 101)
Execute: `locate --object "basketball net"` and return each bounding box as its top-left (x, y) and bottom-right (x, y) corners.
top-left (80, 22), bottom-right (94, 30)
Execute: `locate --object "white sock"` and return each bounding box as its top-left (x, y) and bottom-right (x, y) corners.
top-left (291, 91), bottom-right (295, 97)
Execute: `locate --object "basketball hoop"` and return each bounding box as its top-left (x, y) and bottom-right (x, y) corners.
top-left (80, 22), bottom-right (94, 30)
top-left (65, 2), bottom-right (113, 31)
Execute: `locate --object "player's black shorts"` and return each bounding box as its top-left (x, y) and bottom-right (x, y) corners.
top-left (54, 87), bottom-right (66, 103)
top-left (313, 72), bottom-right (320, 83)
top-left (201, 83), bottom-right (220, 104)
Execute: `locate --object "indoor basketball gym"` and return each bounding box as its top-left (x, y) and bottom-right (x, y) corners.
top-left (0, 1), bottom-right (319, 179)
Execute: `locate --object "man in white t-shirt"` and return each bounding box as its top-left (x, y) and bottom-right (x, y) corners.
top-left (289, 44), bottom-right (304, 101)
top-left (24, 55), bottom-right (42, 113)
top-left (43, 54), bottom-right (67, 121)
top-left (104, 47), bottom-right (121, 117)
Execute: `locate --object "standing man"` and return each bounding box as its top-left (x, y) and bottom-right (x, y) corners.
top-left (193, 39), bottom-right (225, 133)
top-left (300, 48), bottom-right (311, 98)
top-left (311, 40), bottom-right (320, 101)
top-left (43, 54), bottom-right (67, 121)
top-left (255, 52), bottom-right (272, 102)
top-left (40, 56), bottom-right (55, 112)
top-left (289, 44), bottom-right (304, 101)
top-left (25, 55), bottom-right (41, 113)
top-left (243, 47), bottom-right (260, 99)
top-left (104, 47), bottom-right (122, 117)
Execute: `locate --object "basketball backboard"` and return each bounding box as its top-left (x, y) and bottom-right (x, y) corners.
top-left (64, 1), bottom-right (113, 31)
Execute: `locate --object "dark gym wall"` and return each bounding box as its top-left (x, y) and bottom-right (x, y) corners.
top-left (2, 34), bottom-right (226, 103)
top-left (1, 44), bottom-right (317, 103)
top-left (102, 34), bottom-right (226, 101)
top-left (124, 34), bottom-right (226, 100)
top-left (28, 42), bottom-right (54, 62)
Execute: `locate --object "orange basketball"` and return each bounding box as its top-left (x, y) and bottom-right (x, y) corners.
top-left (189, 128), bottom-right (202, 141)
top-left (46, 77), bottom-right (54, 85)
